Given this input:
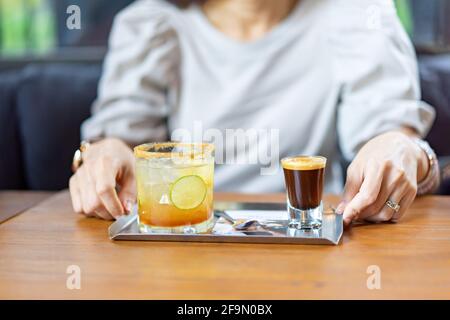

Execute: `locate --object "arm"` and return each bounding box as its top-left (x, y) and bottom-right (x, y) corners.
top-left (332, 0), bottom-right (437, 225)
top-left (82, 1), bottom-right (180, 146)
top-left (70, 1), bottom-right (180, 219)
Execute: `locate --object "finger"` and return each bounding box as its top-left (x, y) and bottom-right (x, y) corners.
top-left (69, 175), bottom-right (82, 213)
top-left (356, 176), bottom-right (395, 221)
top-left (82, 166), bottom-right (115, 220)
top-left (93, 158), bottom-right (124, 219)
top-left (391, 186), bottom-right (417, 222)
top-left (93, 207), bottom-right (115, 221)
top-left (77, 166), bottom-right (102, 215)
top-left (342, 164), bottom-right (363, 203)
top-left (337, 165), bottom-right (363, 215)
top-left (365, 187), bottom-right (405, 223)
top-left (335, 201), bottom-right (346, 215)
top-left (118, 168), bottom-right (136, 214)
top-left (343, 162), bottom-right (384, 225)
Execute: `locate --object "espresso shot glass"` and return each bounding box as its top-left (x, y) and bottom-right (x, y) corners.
top-left (281, 156), bottom-right (327, 229)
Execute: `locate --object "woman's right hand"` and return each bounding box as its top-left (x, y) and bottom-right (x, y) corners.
top-left (69, 138), bottom-right (136, 220)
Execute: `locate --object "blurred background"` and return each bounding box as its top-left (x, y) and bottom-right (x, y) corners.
top-left (0, 0), bottom-right (449, 193)
top-left (1, 0), bottom-right (449, 60)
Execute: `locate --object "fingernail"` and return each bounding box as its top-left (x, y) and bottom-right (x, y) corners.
top-left (335, 201), bottom-right (346, 214)
top-left (124, 199), bottom-right (135, 213)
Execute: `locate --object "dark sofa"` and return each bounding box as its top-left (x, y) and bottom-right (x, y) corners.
top-left (0, 64), bottom-right (100, 190)
top-left (1, 56), bottom-right (450, 193)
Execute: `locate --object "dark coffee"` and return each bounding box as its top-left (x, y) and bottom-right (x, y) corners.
top-left (282, 156), bottom-right (326, 210)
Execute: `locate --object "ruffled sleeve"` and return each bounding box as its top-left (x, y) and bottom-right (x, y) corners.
top-left (331, 0), bottom-right (435, 160)
top-left (81, 0), bottom-right (180, 145)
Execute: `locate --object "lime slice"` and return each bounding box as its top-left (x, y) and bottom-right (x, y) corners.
top-left (170, 175), bottom-right (207, 210)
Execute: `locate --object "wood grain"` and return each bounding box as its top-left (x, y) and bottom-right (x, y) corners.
top-left (0, 191), bottom-right (53, 224)
top-left (0, 190), bottom-right (449, 299)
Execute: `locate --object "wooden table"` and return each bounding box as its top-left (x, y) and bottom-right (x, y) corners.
top-left (0, 190), bottom-right (449, 299)
top-left (0, 191), bottom-right (53, 224)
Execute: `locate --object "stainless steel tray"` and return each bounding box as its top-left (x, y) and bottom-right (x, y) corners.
top-left (109, 202), bottom-right (343, 245)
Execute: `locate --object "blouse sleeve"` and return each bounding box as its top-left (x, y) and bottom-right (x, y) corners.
top-left (81, 0), bottom-right (180, 146)
top-left (332, 0), bottom-right (435, 160)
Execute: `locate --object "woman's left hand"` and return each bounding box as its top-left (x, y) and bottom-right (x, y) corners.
top-left (338, 131), bottom-right (429, 226)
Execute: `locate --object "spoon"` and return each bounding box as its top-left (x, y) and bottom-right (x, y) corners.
top-left (214, 210), bottom-right (267, 231)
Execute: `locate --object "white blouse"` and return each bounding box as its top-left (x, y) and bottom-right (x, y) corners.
top-left (82, 0), bottom-right (435, 193)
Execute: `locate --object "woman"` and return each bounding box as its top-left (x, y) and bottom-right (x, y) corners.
top-left (69, 0), bottom-right (439, 226)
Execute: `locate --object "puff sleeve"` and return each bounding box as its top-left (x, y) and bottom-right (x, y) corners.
top-left (332, 0), bottom-right (435, 160)
top-left (81, 0), bottom-right (180, 145)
